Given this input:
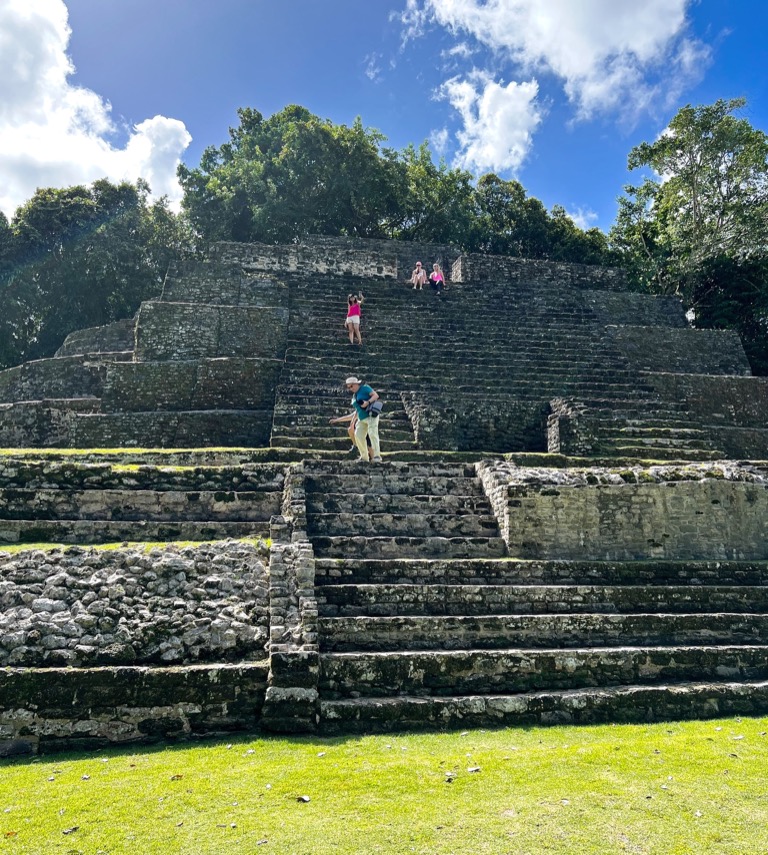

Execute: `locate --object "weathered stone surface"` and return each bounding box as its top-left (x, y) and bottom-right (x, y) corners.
top-left (134, 301), bottom-right (289, 361)
top-left (479, 461), bottom-right (768, 560)
top-left (55, 318), bottom-right (136, 357)
top-left (0, 662), bottom-right (268, 754)
top-left (611, 326), bottom-right (751, 375)
top-left (0, 541), bottom-right (270, 666)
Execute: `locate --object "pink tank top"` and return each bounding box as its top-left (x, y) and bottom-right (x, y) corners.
top-left (347, 303), bottom-right (361, 318)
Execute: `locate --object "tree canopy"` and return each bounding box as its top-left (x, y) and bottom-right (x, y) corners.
top-left (611, 98), bottom-right (768, 372)
top-left (178, 104), bottom-right (610, 265)
top-left (0, 179), bottom-right (192, 369)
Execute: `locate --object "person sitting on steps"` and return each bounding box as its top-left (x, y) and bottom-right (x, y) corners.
top-left (410, 261), bottom-right (427, 290)
top-left (429, 262), bottom-right (445, 296)
top-left (330, 376), bottom-right (382, 462)
top-left (345, 292), bottom-right (364, 345)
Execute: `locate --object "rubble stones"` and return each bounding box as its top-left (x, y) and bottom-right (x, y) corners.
top-left (0, 540), bottom-right (269, 667)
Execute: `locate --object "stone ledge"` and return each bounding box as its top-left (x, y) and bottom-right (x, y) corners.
top-left (0, 661), bottom-right (268, 755)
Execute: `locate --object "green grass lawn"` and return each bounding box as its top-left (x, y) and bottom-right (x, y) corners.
top-left (2, 717), bottom-right (767, 854)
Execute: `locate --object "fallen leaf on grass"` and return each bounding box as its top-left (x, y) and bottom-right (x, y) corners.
top-left (257, 839), bottom-right (268, 846)
top-left (467, 767), bottom-right (481, 773)
top-left (62, 826), bottom-right (79, 835)
top-left (176, 822), bottom-right (183, 827)
top-left (4, 832), bottom-right (18, 838)
top-left (81, 775), bottom-right (90, 781)
top-left (297, 796), bottom-right (311, 803)
top-left (733, 735), bottom-right (745, 741)
top-left (170, 775), bottom-right (183, 781)
top-left (695, 811), bottom-right (703, 817)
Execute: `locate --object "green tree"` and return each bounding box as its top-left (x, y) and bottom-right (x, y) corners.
top-left (391, 143), bottom-right (475, 245)
top-left (611, 98), bottom-right (768, 372)
top-left (0, 179), bottom-right (192, 367)
top-left (178, 106), bottom-right (405, 243)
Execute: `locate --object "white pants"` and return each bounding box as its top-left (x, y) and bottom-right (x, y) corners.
top-left (354, 416), bottom-right (381, 460)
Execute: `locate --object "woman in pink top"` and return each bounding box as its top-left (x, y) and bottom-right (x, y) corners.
top-left (345, 292), bottom-right (364, 345)
top-left (429, 263), bottom-right (445, 296)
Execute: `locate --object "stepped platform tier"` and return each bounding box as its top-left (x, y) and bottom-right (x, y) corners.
top-left (0, 235), bottom-right (766, 455)
top-left (3, 235), bottom-right (768, 747)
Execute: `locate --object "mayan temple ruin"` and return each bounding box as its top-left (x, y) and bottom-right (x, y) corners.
top-left (2, 236), bottom-right (768, 752)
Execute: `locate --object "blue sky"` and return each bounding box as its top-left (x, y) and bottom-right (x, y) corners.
top-left (2, 0), bottom-right (767, 231)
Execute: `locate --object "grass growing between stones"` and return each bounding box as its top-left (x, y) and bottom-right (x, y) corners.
top-left (1, 716), bottom-right (767, 854)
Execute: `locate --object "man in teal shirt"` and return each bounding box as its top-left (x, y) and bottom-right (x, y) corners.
top-left (345, 376), bottom-right (382, 462)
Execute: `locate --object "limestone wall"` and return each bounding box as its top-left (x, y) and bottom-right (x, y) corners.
top-left (0, 662), bottom-right (268, 755)
top-left (0, 541), bottom-right (270, 668)
top-left (134, 301), bottom-right (289, 361)
top-left (161, 261), bottom-right (289, 306)
top-left (583, 291), bottom-right (687, 327)
top-left (207, 240), bottom-right (398, 279)
top-left (611, 326), bottom-right (751, 375)
top-left (71, 410), bottom-right (274, 449)
top-left (55, 318), bottom-right (136, 357)
top-left (102, 358), bottom-right (282, 412)
top-left (0, 357), bottom-right (107, 403)
top-left (649, 373), bottom-right (768, 429)
top-left (301, 235), bottom-right (460, 280)
top-left (647, 373), bottom-right (768, 457)
top-left (0, 400), bottom-right (98, 448)
top-left (489, 463), bottom-right (768, 560)
top-left (453, 254), bottom-right (628, 291)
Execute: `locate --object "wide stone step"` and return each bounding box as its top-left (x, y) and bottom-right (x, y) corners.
top-left (0, 518), bottom-right (267, 545)
top-left (306, 474), bottom-right (483, 495)
top-left (319, 613), bottom-right (768, 652)
top-left (317, 583), bottom-right (768, 617)
top-left (311, 535), bottom-right (507, 560)
top-left (270, 424), bottom-right (414, 440)
top-left (596, 445), bottom-right (722, 461)
top-left (271, 436), bottom-right (416, 452)
top-left (307, 493), bottom-right (492, 515)
top-left (314, 558), bottom-right (768, 587)
top-left (319, 680), bottom-right (768, 734)
top-left (307, 511), bottom-right (500, 539)
top-left (0, 463), bottom-right (285, 492)
top-left (280, 360), bottom-right (640, 378)
top-left (319, 645), bottom-right (768, 698)
top-left (0, 488), bottom-right (281, 522)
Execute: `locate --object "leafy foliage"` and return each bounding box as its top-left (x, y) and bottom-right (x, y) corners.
top-left (0, 180), bottom-right (192, 368)
top-left (178, 104), bottom-right (612, 265)
top-left (612, 98), bottom-right (768, 373)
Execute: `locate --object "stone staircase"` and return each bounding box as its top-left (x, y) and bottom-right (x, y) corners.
top-left (305, 460), bottom-right (768, 730)
top-left (0, 460), bottom-right (283, 545)
top-left (270, 274), bottom-right (723, 458)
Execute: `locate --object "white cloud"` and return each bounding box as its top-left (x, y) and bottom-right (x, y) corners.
top-left (393, 0), bottom-right (429, 47)
top-left (429, 127), bottom-right (449, 158)
top-left (565, 207), bottom-right (598, 230)
top-left (411, 0), bottom-right (711, 120)
top-left (364, 52), bottom-right (383, 82)
top-left (438, 71), bottom-right (542, 174)
top-left (0, 0), bottom-right (191, 218)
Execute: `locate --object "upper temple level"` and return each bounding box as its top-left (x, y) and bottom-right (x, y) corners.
top-left (0, 235), bottom-right (766, 460)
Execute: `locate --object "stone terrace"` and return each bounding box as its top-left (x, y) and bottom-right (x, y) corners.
top-left (2, 236), bottom-right (768, 748)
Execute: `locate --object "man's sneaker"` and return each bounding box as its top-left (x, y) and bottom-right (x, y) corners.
top-left (372, 456), bottom-right (383, 463)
